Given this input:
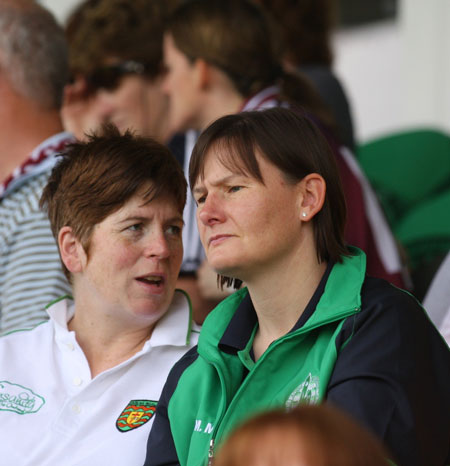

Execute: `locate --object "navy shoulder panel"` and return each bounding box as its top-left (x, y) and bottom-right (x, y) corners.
top-left (144, 346), bottom-right (199, 466)
top-left (329, 276), bottom-right (450, 466)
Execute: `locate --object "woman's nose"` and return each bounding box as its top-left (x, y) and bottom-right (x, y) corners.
top-left (143, 231), bottom-right (171, 259)
top-left (198, 193), bottom-right (224, 226)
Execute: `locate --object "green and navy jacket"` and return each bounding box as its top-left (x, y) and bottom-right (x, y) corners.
top-left (144, 249), bottom-right (450, 466)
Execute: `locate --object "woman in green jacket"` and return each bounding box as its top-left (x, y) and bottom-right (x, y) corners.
top-left (144, 108), bottom-right (450, 466)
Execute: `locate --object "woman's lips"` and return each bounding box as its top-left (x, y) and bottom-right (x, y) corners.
top-left (135, 274), bottom-right (166, 294)
top-left (208, 234), bottom-right (233, 246)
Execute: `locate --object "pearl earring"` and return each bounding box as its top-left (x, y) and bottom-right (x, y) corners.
top-left (302, 212), bottom-right (307, 218)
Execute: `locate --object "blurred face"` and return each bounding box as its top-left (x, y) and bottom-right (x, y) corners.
top-left (162, 33), bottom-right (203, 135)
top-left (95, 75), bottom-right (170, 141)
top-left (77, 189), bottom-right (184, 325)
top-left (62, 64), bottom-right (170, 142)
top-left (193, 147), bottom-right (304, 283)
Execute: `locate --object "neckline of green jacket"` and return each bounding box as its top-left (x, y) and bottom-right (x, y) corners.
top-left (197, 246), bottom-right (365, 361)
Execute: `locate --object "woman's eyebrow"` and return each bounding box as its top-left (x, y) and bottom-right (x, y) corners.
top-left (193, 174), bottom-right (246, 194)
top-left (117, 215), bottom-right (184, 225)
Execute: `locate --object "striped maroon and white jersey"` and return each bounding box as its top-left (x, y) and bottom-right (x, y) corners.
top-left (0, 132), bottom-right (74, 334)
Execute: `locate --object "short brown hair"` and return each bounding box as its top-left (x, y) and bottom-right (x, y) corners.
top-left (40, 124), bottom-right (186, 281)
top-left (66, 0), bottom-right (180, 78)
top-left (214, 404), bottom-right (392, 466)
top-left (189, 107), bottom-right (348, 287)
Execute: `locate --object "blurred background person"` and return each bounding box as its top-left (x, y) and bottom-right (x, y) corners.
top-left (254, 0), bottom-right (355, 151)
top-left (214, 404), bottom-right (392, 466)
top-left (0, 0), bottom-right (73, 334)
top-left (62, 0), bottom-right (213, 323)
top-left (0, 126), bottom-right (199, 465)
top-left (62, 0), bottom-right (174, 142)
top-left (161, 0), bottom-right (407, 297)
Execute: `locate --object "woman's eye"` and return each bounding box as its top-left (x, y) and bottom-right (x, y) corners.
top-left (166, 225), bottom-right (182, 236)
top-left (195, 195), bottom-right (206, 205)
top-left (127, 223), bottom-right (143, 232)
top-left (229, 186), bottom-right (242, 193)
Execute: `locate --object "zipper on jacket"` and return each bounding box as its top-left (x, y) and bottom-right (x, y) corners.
top-left (208, 306), bottom-right (360, 452)
top-left (203, 358), bottom-right (230, 466)
top-left (207, 438), bottom-right (215, 465)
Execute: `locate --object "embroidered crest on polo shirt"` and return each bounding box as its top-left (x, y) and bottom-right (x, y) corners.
top-left (116, 400), bottom-right (157, 432)
top-left (285, 373), bottom-right (320, 409)
top-left (0, 381), bottom-right (45, 414)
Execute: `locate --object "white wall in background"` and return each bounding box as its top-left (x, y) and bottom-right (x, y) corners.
top-left (333, 21), bottom-right (403, 142)
top-left (334, 0), bottom-right (450, 142)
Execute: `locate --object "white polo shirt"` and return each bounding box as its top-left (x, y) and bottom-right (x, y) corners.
top-left (0, 290), bottom-right (199, 466)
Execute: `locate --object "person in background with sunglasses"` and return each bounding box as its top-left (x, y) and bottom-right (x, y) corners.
top-left (63, 0), bottom-right (215, 324)
top-left (62, 0), bottom-right (175, 143)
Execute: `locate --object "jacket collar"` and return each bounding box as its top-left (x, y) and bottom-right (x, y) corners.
top-left (218, 262), bottom-right (333, 353)
top-left (198, 247), bottom-right (366, 357)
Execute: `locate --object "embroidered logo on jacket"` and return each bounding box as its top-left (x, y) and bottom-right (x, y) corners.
top-left (193, 419), bottom-right (214, 434)
top-left (285, 373), bottom-right (320, 409)
top-left (116, 400), bottom-right (157, 432)
top-left (0, 381), bottom-right (45, 414)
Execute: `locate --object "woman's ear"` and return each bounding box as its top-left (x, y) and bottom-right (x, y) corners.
top-left (194, 58), bottom-right (212, 90)
top-left (298, 173), bottom-right (326, 221)
top-left (58, 226), bottom-right (86, 275)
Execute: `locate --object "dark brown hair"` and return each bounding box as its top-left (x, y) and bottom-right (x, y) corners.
top-left (166, 0), bottom-right (335, 132)
top-left (255, 0), bottom-right (337, 67)
top-left (189, 107), bottom-right (348, 288)
top-left (40, 124), bottom-right (186, 281)
top-left (214, 404), bottom-right (392, 466)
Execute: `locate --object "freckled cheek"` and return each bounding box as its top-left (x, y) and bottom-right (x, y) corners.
top-left (169, 242), bottom-right (184, 269)
top-left (110, 245), bottom-right (142, 269)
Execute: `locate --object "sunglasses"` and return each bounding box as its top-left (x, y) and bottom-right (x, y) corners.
top-left (82, 60), bottom-right (151, 92)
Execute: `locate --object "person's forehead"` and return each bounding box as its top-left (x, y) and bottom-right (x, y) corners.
top-left (193, 149), bottom-right (248, 187)
top-left (206, 141), bottom-right (272, 176)
top-left (117, 184), bottom-right (181, 212)
top-left (198, 143), bottom-right (290, 191)
top-left (206, 142), bottom-right (256, 171)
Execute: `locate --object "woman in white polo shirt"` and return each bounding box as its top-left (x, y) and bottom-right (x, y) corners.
top-left (0, 125), bottom-right (199, 465)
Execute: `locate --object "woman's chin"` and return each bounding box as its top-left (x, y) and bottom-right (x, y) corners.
top-left (212, 262), bottom-right (242, 280)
